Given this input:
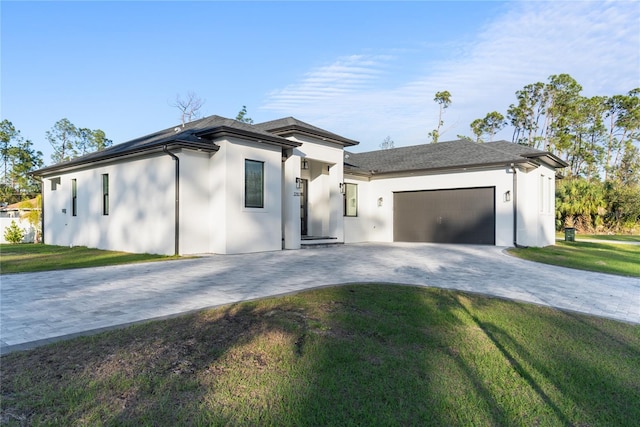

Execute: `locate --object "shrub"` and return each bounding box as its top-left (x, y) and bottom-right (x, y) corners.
top-left (4, 220), bottom-right (25, 244)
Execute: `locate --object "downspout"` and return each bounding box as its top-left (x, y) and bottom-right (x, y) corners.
top-left (38, 177), bottom-right (44, 244)
top-left (163, 145), bottom-right (180, 256)
top-left (510, 164), bottom-right (527, 248)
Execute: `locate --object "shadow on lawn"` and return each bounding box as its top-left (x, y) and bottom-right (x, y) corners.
top-left (1, 285), bottom-right (639, 426)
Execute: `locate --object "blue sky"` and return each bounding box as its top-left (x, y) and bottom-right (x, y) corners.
top-left (2, 1), bottom-right (639, 165)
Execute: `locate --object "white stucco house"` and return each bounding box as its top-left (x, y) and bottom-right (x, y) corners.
top-left (33, 115), bottom-right (567, 255)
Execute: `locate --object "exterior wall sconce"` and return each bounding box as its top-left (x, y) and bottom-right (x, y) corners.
top-left (339, 182), bottom-right (346, 194)
top-left (504, 190), bottom-right (511, 202)
top-left (301, 158), bottom-right (309, 170)
top-left (377, 197), bottom-right (383, 207)
top-left (296, 177), bottom-right (302, 189)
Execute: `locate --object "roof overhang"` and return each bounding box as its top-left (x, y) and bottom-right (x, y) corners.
top-left (32, 140), bottom-right (220, 177)
top-left (524, 152), bottom-right (569, 169)
top-left (196, 126), bottom-right (301, 149)
top-left (267, 125), bottom-right (359, 147)
top-left (344, 159), bottom-right (540, 179)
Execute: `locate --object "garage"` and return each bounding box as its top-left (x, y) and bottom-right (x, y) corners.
top-left (393, 187), bottom-right (495, 244)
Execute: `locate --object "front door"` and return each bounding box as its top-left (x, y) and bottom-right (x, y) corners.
top-left (300, 178), bottom-right (308, 235)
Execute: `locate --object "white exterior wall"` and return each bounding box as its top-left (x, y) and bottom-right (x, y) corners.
top-left (179, 150), bottom-right (212, 255)
top-left (211, 138), bottom-right (283, 254)
top-left (42, 153), bottom-right (176, 255)
top-left (287, 135), bottom-right (345, 240)
top-left (344, 164), bottom-right (557, 248)
top-left (516, 164), bottom-right (557, 247)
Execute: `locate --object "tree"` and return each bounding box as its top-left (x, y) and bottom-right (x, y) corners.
top-left (77, 128), bottom-right (112, 156)
top-left (3, 220), bottom-right (25, 244)
top-left (173, 92), bottom-right (205, 125)
top-left (604, 89), bottom-right (640, 181)
top-left (235, 105), bottom-right (254, 124)
top-left (19, 194), bottom-right (42, 243)
top-left (379, 136), bottom-right (395, 150)
top-left (47, 118), bottom-right (78, 164)
top-left (470, 111), bottom-right (506, 143)
top-left (0, 120), bottom-right (43, 203)
top-left (7, 139), bottom-right (43, 195)
top-left (46, 119), bottom-right (111, 164)
top-left (428, 90), bottom-right (452, 143)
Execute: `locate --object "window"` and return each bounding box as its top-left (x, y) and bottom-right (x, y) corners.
top-left (245, 159), bottom-right (264, 208)
top-left (548, 177), bottom-right (553, 214)
top-left (50, 177), bottom-right (61, 191)
top-left (102, 174), bottom-right (109, 215)
top-left (343, 183), bottom-right (357, 216)
top-left (71, 179), bottom-right (77, 216)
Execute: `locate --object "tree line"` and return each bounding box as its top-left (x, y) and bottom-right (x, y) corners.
top-left (1, 118), bottom-right (112, 204)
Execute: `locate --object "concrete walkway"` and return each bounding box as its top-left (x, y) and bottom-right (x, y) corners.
top-left (2, 243), bottom-right (639, 354)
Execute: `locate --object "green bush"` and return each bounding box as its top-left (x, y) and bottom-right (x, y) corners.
top-left (4, 220), bottom-right (25, 244)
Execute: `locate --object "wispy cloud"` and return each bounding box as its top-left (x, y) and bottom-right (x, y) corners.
top-left (262, 54), bottom-right (394, 111)
top-left (262, 1), bottom-right (640, 151)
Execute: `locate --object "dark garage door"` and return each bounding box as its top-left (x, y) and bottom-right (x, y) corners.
top-left (393, 187), bottom-right (495, 244)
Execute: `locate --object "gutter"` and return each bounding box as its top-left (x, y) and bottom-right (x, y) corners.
top-left (163, 145), bottom-right (180, 256)
top-left (510, 164), bottom-right (527, 248)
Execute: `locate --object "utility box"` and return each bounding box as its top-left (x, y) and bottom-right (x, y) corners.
top-left (564, 227), bottom-right (576, 242)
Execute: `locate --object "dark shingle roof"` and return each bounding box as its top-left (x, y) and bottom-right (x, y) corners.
top-left (34, 115), bottom-right (301, 175)
top-left (255, 117), bottom-right (359, 147)
top-left (345, 139), bottom-right (567, 175)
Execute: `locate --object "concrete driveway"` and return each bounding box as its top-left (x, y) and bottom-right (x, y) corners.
top-left (2, 243), bottom-right (639, 354)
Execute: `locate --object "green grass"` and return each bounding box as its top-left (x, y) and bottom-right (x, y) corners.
top-left (556, 232), bottom-right (640, 242)
top-left (509, 240), bottom-right (640, 277)
top-left (0, 244), bottom-right (178, 274)
top-left (1, 284), bottom-right (639, 426)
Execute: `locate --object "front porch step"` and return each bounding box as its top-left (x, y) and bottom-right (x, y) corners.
top-left (300, 236), bottom-right (343, 248)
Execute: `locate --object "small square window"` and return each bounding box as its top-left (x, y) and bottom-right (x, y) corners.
top-left (50, 177), bottom-right (61, 191)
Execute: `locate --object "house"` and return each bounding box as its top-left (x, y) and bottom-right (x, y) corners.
top-left (0, 198), bottom-right (39, 243)
top-left (32, 115), bottom-right (567, 255)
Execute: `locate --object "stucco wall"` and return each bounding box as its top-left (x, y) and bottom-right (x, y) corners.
top-left (42, 153), bottom-right (176, 255)
top-left (288, 135), bottom-right (345, 240)
top-left (516, 164), bottom-right (557, 247)
top-left (344, 168), bottom-right (516, 246)
top-left (344, 164), bottom-right (557, 248)
top-left (215, 138), bottom-right (283, 254)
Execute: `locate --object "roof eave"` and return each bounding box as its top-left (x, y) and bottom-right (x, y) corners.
top-left (32, 141), bottom-right (220, 177)
top-left (196, 126), bottom-right (301, 149)
top-left (268, 125), bottom-right (360, 147)
top-left (348, 159), bottom-right (534, 178)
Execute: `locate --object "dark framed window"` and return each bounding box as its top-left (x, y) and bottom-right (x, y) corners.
top-left (50, 177), bottom-right (61, 191)
top-left (102, 174), bottom-right (109, 215)
top-left (245, 159), bottom-right (264, 208)
top-left (344, 183), bottom-right (357, 217)
top-left (71, 179), bottom-right (77, 216)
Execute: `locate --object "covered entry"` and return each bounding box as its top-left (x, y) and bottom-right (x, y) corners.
top-left (393, 187), bottom-right (495, 244)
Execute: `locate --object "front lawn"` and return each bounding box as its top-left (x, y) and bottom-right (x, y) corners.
top-left (1, 284), bottom-right (639, 426)
top-left (555, 232), bottom-right (640, 242)
top-left (0, 244), bottom-right (178, 274)
top-left (509, 240), bottom-right (640, 277)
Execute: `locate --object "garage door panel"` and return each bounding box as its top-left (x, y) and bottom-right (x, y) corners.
top-left (394, 187), bottom-right (495, 244)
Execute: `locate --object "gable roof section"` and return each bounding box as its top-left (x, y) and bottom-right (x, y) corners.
top-left (344, 139), bottom-right (568, 176)
top-left (33, 115), bottom-right (301, 176)
top-left (255, 117), bottom-right (360, 147)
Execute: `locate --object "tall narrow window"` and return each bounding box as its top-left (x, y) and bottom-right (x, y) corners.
top-left (102, 174), bottom-right (109, 215)
top-left (344, 183), bottom-right (358, 217)
top-left (245, 159), bottom-right (264, 208)
top-left (71, 179), bottom-right (77, 216)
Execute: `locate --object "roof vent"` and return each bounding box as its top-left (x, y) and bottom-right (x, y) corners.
top-left (174, 127), bottom-right (181, 133)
